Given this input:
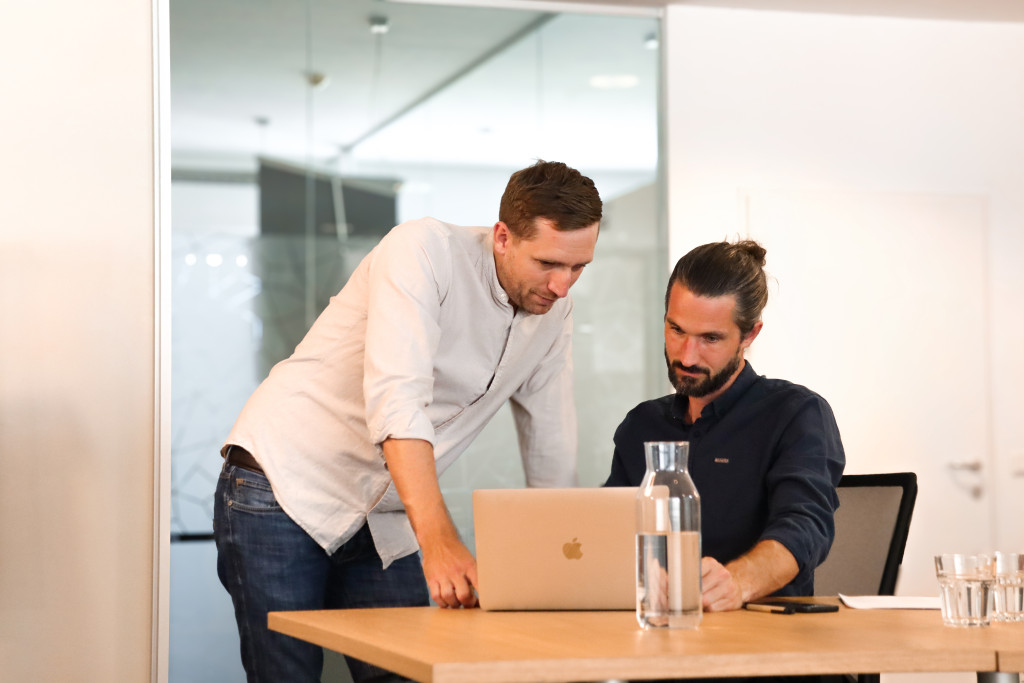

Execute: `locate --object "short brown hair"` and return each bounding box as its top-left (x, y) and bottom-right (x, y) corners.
top-left (666, 240), bottom-right (769, 337)
top-left (498, 160), bottom-right (602, 239)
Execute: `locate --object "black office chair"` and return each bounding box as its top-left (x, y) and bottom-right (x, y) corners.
top-left (815, 472), bottom-right (918, 683)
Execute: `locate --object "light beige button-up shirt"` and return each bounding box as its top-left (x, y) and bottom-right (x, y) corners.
top-left (224, 218), bottom-right (579, 566)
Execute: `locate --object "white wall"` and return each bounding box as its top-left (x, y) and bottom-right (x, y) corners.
top-left (663, 0), bottom-right (1024, 618)
top-left (664, 3), bottom-right (1024, 517)
top-left (0, 1), bottom-right (156, 680)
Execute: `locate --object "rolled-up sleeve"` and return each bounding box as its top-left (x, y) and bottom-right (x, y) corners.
top-left (363, 224), bottom-right (450, 450)
top-left (759, 395), bottom-right (846, 585)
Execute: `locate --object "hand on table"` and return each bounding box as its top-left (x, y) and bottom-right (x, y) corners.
top-left (421, 533), bottom-right (479, 609)
top-left (701, 556), bottom-right (745, 612)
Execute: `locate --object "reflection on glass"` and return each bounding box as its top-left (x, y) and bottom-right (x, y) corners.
top-left (170, 2), bottom-right (661, 681)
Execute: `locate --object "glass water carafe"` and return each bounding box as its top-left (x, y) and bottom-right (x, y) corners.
top-left (636, 441), bottom-right (702, 629)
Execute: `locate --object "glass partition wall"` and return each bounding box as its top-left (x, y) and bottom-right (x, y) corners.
top-left (170, 1), bottom-right (663, 680)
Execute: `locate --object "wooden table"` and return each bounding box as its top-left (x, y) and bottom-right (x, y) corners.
top-left (269, 602), bottom-right (1024, 683)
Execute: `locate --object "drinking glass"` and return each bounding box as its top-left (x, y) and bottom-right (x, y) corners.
top-left (992, 552), bottom-right (1024, 622)
top-left (934, 554), bottom-right (994, 627)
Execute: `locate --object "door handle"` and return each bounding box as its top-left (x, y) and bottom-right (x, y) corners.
top-left (947, 460), bottom-right (983, 499)
top-left (947, 460), bottom-right (983, 472)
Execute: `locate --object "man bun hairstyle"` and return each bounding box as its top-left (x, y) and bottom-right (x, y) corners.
top-left (499, 160), bottom-right (603, 239)
top-left (666, 240), bottom-right (769, 337)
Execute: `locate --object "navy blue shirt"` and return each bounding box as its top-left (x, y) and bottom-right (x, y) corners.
top-left (604, 362), bottom-right (845, 596)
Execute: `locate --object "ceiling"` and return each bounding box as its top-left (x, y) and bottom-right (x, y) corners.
top-left (673, 0), bottom-right (1024, 23)
top-left (170, 0), bottom-right (1024, 175)
top-left (170, 0), bottom-right (660, 173)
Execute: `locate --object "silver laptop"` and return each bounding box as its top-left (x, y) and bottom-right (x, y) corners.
top-left (472, 487), bottom-right (638, 611)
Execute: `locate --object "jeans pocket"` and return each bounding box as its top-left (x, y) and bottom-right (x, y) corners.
top-left (226, 470), bottom-right (283, 514)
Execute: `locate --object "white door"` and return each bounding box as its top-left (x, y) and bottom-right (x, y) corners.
top-left (741, 188), bottom-right (994, 599)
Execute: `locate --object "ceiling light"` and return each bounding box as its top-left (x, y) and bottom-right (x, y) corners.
top-left (369, 16), bottom-right (390, 34)
top-left (589, 74), bottom-right (638, 89)
top-left (305, 71), bottom-right (330, 90)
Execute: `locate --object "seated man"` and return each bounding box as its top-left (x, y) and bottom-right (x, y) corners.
top-left (605, 239), bottom-right (845, 610)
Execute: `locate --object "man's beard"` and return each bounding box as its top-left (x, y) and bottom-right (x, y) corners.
top-left (665, 349), bottom-right (742, 398)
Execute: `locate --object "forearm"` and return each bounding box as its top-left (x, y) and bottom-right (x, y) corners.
top-left (382, 437), bottom-right (477, 607)
top-left (702, 540), bottom-right (799, 611)
top-left (381, 438), bottom-right (458, 545)
top-left (725, 539), bottom-right (799, 603)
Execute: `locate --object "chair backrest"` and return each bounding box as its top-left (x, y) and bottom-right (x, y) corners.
top-left (813, 472), bottom-right (918, 596)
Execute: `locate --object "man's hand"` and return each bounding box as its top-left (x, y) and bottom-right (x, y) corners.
top-left (420, 528), bottom-right (479, 608)
top-left (701, 540), bottom-right (800, 612)
top-left (382, 438), bottom-right (478, 608)
top-left (700, 557), bottom-right (744, 611)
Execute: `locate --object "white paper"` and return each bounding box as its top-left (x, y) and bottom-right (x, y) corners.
top-left (838, 593), bottom-right (941, 610)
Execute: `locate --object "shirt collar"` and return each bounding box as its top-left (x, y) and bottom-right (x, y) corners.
top-left (483, 229), bottom-right (512, 309)
top-left (670, 361), bottom-right (759, 424)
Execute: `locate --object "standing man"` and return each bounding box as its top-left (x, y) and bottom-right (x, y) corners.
top-left (215, 160), bottom-right (602, 682)
top-left (605, 240), bottom-right (845, 611)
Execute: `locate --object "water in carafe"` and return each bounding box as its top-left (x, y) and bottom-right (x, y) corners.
top-left (636, 441), bottom-right (702, 629)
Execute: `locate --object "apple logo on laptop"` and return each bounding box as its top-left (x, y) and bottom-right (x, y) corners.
top-left (562, 537), bottom-right (583, 560)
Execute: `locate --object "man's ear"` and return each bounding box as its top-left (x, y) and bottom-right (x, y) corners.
top-left (493, 221), bottom-right (511, 255)
top-left (740, 320), bottom-right (763, 350)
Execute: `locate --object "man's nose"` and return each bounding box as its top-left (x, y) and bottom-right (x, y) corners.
top-left (547, 269), bottom-right (571, 298)
top-left (677, 336), bottom-right (700, 365)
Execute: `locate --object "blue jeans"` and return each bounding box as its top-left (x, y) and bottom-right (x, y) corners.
top-left (214, 462), bottom-right (430, 683)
